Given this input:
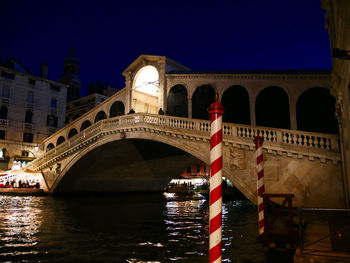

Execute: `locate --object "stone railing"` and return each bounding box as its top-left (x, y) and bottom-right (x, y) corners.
top-left (28, 113), bottom-right (340, 170)
top-left (102, 113), bottom-right (339, 152)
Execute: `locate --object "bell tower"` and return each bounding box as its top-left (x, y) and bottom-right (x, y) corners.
top-left (59, 45), bottom-right (82, 102)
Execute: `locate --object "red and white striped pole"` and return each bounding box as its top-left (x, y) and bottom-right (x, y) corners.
top-left (254, 135), bottom-right (265, 236)
top-left (208, 94), bottom-right (224, 263)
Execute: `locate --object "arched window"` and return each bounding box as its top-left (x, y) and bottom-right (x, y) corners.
top-left (50, 97), bottom-right (57, 108)
top-left (46, 143), bottom-right (55, 152)
top-left (57, 136), bottom-right (66, 146)
top-left (25, 110), bottom-right (33, 123)
top-left (255, 86), bottom-right (290, 129)
top-left (192, 85), bottom-right (215, 120)
top-left (80, 120), bottom-right (92, 131)
top-left (109, 101), bottom-right (125, 117)
top-left (26, 91), bottom-right (34, 103)
top-left (0, 106), bottom-right (8, 119)
top-left (221, 85), bottom-right (250, 125)
top-left (297, 87), bottom-right (338, 134)
top-left (2, 86), bottom-right (10, 98)
top-left (68, 128), bottom-right (78, 139)
top-left (94, 111), bottom-right (107, 123)
top-left (167, 85), bottom-right (188, 117)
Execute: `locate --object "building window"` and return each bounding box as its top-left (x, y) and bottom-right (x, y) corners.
top-left (23, 132), bottom-right (33, 143)
top-left (0, 106), bottom-right (8, 119)
top-left (28, 79), bottom-right (35, 85)
top-left (50, 97), bottom-right (57, 108)
top-left (25, 110), bottom-right (33, 123)
top-left (2, 86), bottom-right (10, 98)
top-left (1, 71), bottom-right (15, 80)
top-left (26, 91), bottom-right (34, 103)
top-left (0, 130), bottom-right (5, 140)
top-left (47, 115), bottom-right (58, 127)
top-left (50, 85), bottom-right (60, 92)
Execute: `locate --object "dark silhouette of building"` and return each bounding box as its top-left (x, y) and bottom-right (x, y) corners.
top-left (59, 46), bottom-right (82, 102)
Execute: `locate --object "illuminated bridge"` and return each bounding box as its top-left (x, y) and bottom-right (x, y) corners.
top-left (26, 55), bottom-right (345, 208)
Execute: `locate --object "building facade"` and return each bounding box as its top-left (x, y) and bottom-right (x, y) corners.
top-left (0, 62), bottom-right (67, 169)
top-left (322, 0), bottom-right (350, 207)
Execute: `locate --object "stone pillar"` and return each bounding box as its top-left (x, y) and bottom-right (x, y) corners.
top-left (188, 96), bottom-right (192, 119)
top-left (158, 63), bottom-right (166, 111)
top-left (125, 74), bottom-right (132, 112)
top-left (250, 93), bottom-right (256, 126)
top-left (289, 94), bottom-right (297, 130)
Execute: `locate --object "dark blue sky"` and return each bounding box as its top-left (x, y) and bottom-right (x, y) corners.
top-left (0, 0), bottom-right (331, 96)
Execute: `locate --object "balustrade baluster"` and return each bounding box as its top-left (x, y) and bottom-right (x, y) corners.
top-left (324, 138), bottom-right (330, 150)
top-left (282, 132), bottom-right (287, 143)
top-left (320, 137), bottom-right (325, 149)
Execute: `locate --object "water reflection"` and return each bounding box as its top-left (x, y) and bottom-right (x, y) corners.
top-left (0, 194), bottom-right (266, 262)
top-left (0, 196), bottom-right (44, 261)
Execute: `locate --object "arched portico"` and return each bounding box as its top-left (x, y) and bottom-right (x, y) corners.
top-left (297, 87), bottom-right (338, 134)
top-left (256, 86), bottom-right (290, 129)
top-left (192, 84), bottom-right (215, 120)
top-left (167, 85), bottom-right (188, 117)
top-left (221, 85), bottom-right (250, 125)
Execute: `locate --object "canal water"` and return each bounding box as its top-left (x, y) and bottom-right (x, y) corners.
top-left (0, 194), bottom-right (268, 262)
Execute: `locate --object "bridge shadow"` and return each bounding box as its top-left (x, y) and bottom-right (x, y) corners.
top-left (54, 139), bottom-right (199, 194)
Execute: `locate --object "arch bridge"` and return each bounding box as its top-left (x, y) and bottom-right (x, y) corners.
top-left (26, 55), bottom-right (344, 208)
top-left (27, 112), bottom-right (342, 208)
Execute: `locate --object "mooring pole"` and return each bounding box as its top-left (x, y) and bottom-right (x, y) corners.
top-left (254, 134), bottom-right (265, 236)
top-left (208, 94), bottom-right (224, 263)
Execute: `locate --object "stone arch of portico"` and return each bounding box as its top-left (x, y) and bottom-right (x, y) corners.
top-left (192, 84), bottom-right (217, 120)
top-left (296, 87), bottom-right (338, 134)
top-left (221, 85), bottom-right (250, 125)
top-left (167, 84), bottom-right (188, 117)
top-left (49, 132), bottom-right (256, 203)
top-left (130, 62), bottom-right (164, 112)
top-left (255, 86), bottom-right (291, 129)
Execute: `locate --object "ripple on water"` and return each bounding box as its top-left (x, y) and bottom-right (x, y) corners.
top-left (0, 195), bottom-right (266, 262)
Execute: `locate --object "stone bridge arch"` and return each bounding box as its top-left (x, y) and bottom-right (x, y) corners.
top-left (36, 124), bottom-right (258, 202)
top-left (30, 113), bottom-right (343, 208)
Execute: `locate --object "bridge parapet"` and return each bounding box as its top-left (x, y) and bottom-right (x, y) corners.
top-left (27, 113), bottom-right (340, 172)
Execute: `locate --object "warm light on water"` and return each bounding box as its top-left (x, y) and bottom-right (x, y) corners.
top-left (0, 194), bottom-right (266, 262)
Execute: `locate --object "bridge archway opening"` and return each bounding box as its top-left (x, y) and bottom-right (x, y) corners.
top-left (95, 111), bottom-right (107, 123)
top-left (221, 85), bottom-right (250, 125)
top-left (256, 86), bottom-right (290, 129)
top-left (46, 143), bottom-right (55, 152)
top-left (68, 128), bottom-right (78, 139)
top-left (192, 85), bottom-right (215, 120)
top-left (57, 136), bottom-right (66, 146)
top-left (167, 85), bottom-right (188, 117)
top-left (54, 139), bottom-right (200, 194)
top-left (297, 87), bottom-right (338, 134)
top-left (132, 65), bottom-right (159, 114)
top-left (80, 120), bottom-right (92, 131)
top-left (109, 101), bottom-right (125, 117)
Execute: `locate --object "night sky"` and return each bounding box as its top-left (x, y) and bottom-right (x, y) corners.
top-left (0, 0), bottom-right (331, 96)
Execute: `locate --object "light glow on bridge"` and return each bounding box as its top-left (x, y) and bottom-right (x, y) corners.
top-left (134, 65), bottom-right (159, 96)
